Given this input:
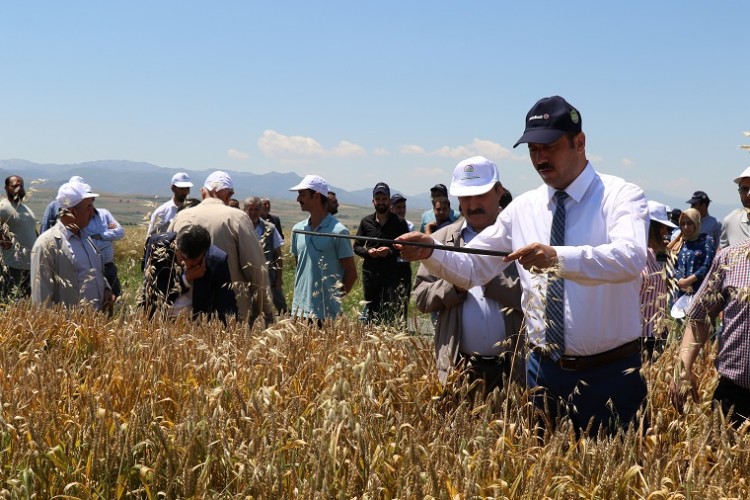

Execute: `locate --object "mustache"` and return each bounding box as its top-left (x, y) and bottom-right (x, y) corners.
top-left (466, 208), bottom-right (486, 216)
top-left (536, 162), bottom-right (553, 170)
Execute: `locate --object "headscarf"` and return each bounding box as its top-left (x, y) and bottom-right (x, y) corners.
top-left (666, 207), bottom-right (702, 253)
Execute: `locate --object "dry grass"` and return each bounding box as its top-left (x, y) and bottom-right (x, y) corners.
top-left (1, 300), bottom-right (749, 498)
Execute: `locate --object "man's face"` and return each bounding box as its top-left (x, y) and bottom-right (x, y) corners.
top-left (297, 189), bottom-right (318, 213)
top-left (390, 200), bottom-right (406, 220)
top-left (690, 201), bottom-right (708, 215)
top-left (527, 133), bottom-right (585, 191)
top-left (459, 185), bottom-right (502, 233)
top-left (433, 201), bottom-right (450, 224)
top-left (244, 202), bottom-right (261, 223)
top-left (738, 178), bottom-right (750, 209)
top-left (261, 200), bottom-right (271, 216)
top-left (327, 193), bottom-right (339, 215)
top-left (172, 186), bottom-right (190, 204)
top-left (71, 198), bottom-right (95, 232)
top-left (5, 176), bottom-right (24, 202)
top-left (373, 193), bottom-right (389, 214)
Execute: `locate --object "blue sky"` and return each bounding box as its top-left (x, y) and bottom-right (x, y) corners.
top-left (2, 1), bottom-right (749, 211)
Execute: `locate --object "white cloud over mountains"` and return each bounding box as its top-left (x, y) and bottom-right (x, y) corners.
top-left (227, 149), bottom-right (249, 160)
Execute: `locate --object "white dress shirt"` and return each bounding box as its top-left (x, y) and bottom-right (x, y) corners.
top-left (148, 199), bottom-right (180, 236)
top-left (423, 163), bottom-right (648, 356)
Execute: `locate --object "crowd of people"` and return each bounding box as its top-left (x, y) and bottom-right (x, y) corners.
top-left (2, 94), bottom-right (750, 438)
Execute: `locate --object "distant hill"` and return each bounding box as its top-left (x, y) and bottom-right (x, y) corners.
top-left (0, 159), bottom-right (434, 210)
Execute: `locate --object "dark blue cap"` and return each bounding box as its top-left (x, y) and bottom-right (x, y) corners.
top-left (513, 96), bottom-right (582, 148)
top-left (373, 182), bottom-right (390, 196)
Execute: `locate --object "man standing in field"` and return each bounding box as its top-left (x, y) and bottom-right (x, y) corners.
top-left (245, 196), bottom-right (288, 315)
top-left (398, 96), bottom-right (649, 437)
top-left (289, 175), bottom-right (357, 323)
top-left (720, 166), bottom-right (750, 248)
top-left (0, 175), bottom-right (37, 298)
top-left (170, 171), bottom-right (273, 327)
top-left (414, 157), bottom-right (524, 393)
top-left (31, 181), bottom-right (114, 312)
top-left (353, 182), bottom-right (409, 324)
top-left (147, 172), bottom-right (194, 236)
top-left (260, 197), bottom-right (284, 241)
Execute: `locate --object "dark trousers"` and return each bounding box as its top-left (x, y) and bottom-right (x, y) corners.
top-left (362, 270), bottom-right (403, 324)
top-left (103, 262), bottom-right (121, 297)
top-left (527, 350), bottom-right (647, 438)
top-left (457, 352), bottom-right (512, 396)
top-left (713, 377), bottom-right (750, 426)
top-left (269, 269), bottom-right (288, 315)
top-left (2, 267), bottom-right (30, 299)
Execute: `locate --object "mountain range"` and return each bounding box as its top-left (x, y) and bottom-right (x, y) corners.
top-left (0, 159), bottom-right (737, 221)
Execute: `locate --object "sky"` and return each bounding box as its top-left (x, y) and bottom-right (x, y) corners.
top-left (1, 1), bottom-right (749, 211)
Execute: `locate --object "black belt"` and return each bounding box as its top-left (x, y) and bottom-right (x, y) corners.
top-left (536, 339), bottom-right (641, 372)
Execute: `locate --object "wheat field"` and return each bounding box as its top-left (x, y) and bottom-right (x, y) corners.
top-left (0, 229), bottom-right (748, 498)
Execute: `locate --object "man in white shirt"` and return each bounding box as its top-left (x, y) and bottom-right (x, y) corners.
top-left (147, 172), bottom-right (194, 236)
top-left (414, 157), bottom-right (524, 394)
top-left (720, 166), bottom-right (750, 248)
top-left (398, 96), bottom-right (649, 437)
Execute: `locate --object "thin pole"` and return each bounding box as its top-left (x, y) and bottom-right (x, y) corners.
top-left (292, 229), bottom-right (509, 257)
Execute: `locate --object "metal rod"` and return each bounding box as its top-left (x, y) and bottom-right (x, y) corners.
top-left (292, 229), bottom-right (509, 257)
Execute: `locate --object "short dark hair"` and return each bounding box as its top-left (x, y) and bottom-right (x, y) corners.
top-left (178, 198), bottom-right (201, 212)
top-left (175, 225), bottom-right (211, 259)
top-left (499, 188), bottom-right (513, 209)
top-left (4, 175), bottom-right (21, 187)
top-left (432, 196), bottom-right (450, 208)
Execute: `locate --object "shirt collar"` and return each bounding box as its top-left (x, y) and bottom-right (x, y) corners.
top-left (546, 161), bottom-right (595, 204)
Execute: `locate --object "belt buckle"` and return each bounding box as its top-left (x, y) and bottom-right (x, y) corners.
top-left (558, 356), bottom-right (580, 371)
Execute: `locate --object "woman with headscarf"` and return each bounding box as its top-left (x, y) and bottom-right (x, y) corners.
top-left (667, 208), bottom-right (716, 299)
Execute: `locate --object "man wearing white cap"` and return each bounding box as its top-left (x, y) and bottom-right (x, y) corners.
top-left (147, 172), bottom-right (194, 236)
top-left (289, 174), bottom-right (357, 322)
top-left (640, 200), bottom-right (678, 357)
top-left (170, 170), bottom-right (272, 326)
top-left (720, 166), bottom-right (750, 249)
top-left (414, 157), bottom-right (524, 393)
top-left (40, 175), bottom-right (86, 233)
top-left (30, 182), bottom-right (114, 311)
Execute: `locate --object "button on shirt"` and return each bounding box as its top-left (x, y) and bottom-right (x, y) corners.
top-left (422, 163), bottom-right (648, 356)
top-left (458, 222), bottom-right (507, 356)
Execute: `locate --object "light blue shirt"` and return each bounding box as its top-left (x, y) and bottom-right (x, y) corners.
top-left (291, 214), bottom-right (354, 320)
top-left (85, 208), bottom-right (124, 264)
top-left (419, 208), bottom-right (459, 233)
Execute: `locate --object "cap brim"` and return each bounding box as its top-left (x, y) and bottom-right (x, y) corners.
top-left (84, 192), bottom-right (100, 199)
top-left (173, 182), bottom-right (193, 188)
top-left (289, 183), bottom-right (307, 191)
top-left (373, 189), bottom-right (390, 196)
top-left (513, 129), bottom-right (565, 148)
top-left (449, 182), bottom-right (495, 197)
top-left (650, 217), bottom-right (677, 229)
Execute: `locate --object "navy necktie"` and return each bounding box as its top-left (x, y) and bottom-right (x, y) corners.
top-left (545, 191), bottom-right (568, 360)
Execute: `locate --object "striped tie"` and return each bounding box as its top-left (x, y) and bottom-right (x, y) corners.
top-left (545, 190), bottom-right (568, 361)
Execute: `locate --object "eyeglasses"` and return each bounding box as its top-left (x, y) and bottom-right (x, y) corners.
top-left (739, 187), bottom-right (750, 195)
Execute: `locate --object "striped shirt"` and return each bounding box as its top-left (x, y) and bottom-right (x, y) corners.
top-left (686, 240), bottom-right (750, 389)
top-left (640, 249), bottom-right (669, 338)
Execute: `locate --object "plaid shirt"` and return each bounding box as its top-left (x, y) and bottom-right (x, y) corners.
top-left (686, 240), bottom-right (750, 389)
top-left (640, 249), bottom-right (669, 338)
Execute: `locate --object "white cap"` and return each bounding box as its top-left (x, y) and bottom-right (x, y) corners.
top-left (733, 166), bottom-right (750, 184)
top-left (647, 200), bottom-right (677, 229)
top-left (69, 176), bottom-right (85, 184)
top-left (203, 171), bottom-right (234, 192)
top-left (171, 172), bottom-right (193, 188)
top-left (449, 156), bottom-right (500, 197)
top-left (289, 174), bottom-right (329, 196)
top-left (56, 182), bottom-right (99, 209)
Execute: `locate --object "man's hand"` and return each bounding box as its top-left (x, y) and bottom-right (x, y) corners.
top-left (670, 370), bottom-right (699, 413)
top-left (425, 222), bottom-right (437, 235)
top-left (506, 243), bottom-right (558, 272)
top-left (367, 246), bottom-right (390, 258)
top-left (184, 257), bottom-right (207, 283)
top-left (395, 232), bottom-right (435, 261)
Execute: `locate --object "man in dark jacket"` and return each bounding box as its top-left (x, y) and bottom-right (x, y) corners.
top-left (142, 224), bottom-right (237, 323)
top-left (353, 182), bottom-right (410, 324)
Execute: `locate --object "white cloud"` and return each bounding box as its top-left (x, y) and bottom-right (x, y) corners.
top-left (331, 141), bottom-right (366, 157)
top-left (399, 138), bottom-right (522, 161)
top-left (666, 177), bottom-right (691, 190)
top-left (587, 154), bottom-right (604, 163)
top-left (373, 147), bottom-right (390, 156)
top-left (227, 148), bottom-right (249, 160)
top-left (257, 130), bottom-right (366, 161)
top-left (621, 158), bottom-right (635, 168)
top-left (400, 144), bottom-right (426, 155)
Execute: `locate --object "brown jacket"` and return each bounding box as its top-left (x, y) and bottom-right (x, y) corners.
top-left (413, 218), bottom-right (525, 385)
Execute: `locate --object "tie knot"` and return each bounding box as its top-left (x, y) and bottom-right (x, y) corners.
top-left (554, 191), bottom-right (568, 205)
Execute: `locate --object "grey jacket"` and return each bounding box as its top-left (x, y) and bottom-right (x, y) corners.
top-left (413, 218), bottom-right (525, 386)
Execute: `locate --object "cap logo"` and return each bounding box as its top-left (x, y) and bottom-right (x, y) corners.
top-left (570, 110), bottom-right (579, 124)
top-left (462, 164), bottom-right (480, 180)
top-left (529, 114), bottom-right (545, 121)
